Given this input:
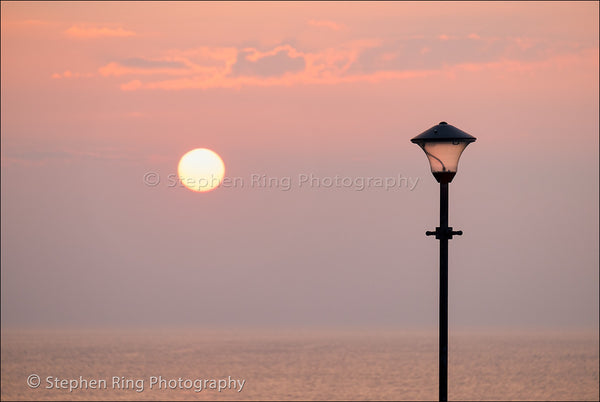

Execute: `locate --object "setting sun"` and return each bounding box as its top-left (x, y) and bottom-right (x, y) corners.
top-left (177, 148), bottom-right (225, 193)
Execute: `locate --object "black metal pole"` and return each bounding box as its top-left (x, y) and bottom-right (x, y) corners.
top-left (426, 177), bottom-right (461, 401)
top-left (439, 180), bottom-right (449, 402)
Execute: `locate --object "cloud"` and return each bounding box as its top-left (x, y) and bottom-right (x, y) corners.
top-left (51, 70), bottom-right (94, 79)
top-left (98, 61), bottom-right (191, 77)
top-left (307, 19), bottom-right (345, 31)
top-left (117, 47), bottom-right (597, 91)
top-left (347, 33), bottom-right (591, 73)
top-left (121, 80), bottom-right (143, 91)
top-left (98, 48), bottom-right (238, 79)
top-left (302, 39), bottom-right (382, 77)
top-left (119, 58), bottom-right (187, 69)
top-left (232, 46), bottom-right (305, 77)
top-left (120, 65), bottom-right (437, 91)
top-left (112, 40), bottom-right (385, 90)
top-left (54, 34), bottom-right (597, 91)
top-left (64, 25), bottom-right (136, 38)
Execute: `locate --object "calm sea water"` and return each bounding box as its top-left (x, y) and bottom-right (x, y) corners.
top-left (1, 328), bottom-right (598, 401)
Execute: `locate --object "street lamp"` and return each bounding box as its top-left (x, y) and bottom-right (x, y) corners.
top-left (411, 122), bottom-right (476, 402)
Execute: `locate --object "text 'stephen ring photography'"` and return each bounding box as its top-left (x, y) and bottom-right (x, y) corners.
top-left (2, 2), bottom-right (598, 402)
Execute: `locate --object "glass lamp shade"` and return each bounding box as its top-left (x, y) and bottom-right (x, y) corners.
top-left (411, 122), bottom-right (476, 183)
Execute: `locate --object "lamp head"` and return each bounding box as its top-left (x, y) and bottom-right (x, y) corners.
top-left (411, 122), bottom-right (476, 183)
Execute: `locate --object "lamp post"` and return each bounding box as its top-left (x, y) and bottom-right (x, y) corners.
top-left (411, 122), bottom-right (476, 402)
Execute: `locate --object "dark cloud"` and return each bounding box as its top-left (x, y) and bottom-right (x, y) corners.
top-left (346, 35), bottom-right (576, 74)
top-left (232, 49), bottom-right (305, 77)
top-left (120, 57), bottom-right (187, 69)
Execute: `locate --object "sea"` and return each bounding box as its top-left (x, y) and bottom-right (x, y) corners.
top-left (1, 328), bottom-right (598, 401)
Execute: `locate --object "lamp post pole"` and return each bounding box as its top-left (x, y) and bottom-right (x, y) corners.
top-left (413, 122), bottom-right (475, 402)
top-left (438, 180), bottom-right (449, 402)
top-left (426, 179), bottom-right (461, 402)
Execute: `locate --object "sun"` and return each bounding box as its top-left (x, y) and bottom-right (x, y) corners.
top-left (177, 148), bottom-right (225, 193)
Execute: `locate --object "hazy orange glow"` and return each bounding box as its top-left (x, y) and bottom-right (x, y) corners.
top-left (1, 1), bottom-right (598, 333)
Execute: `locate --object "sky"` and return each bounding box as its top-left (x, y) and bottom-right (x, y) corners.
top-left (1, 1), bottom-right (598, 330)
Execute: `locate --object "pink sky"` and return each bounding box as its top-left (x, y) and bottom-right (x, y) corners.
top-left (1, 2), bottom-right (598, 329)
